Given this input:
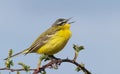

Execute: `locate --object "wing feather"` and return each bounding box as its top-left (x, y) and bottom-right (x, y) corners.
top-left (25, 26), bottom-right (60, 55)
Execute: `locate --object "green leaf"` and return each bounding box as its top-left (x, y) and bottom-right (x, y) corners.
top-left (10, 60), bottom-right (14, 66)
top-left (5, 59), bottom-right (14, 69)
top-left (75, 63), bottom-right (85, 72)
top-left (8, 49), bottom-right (13, 57)
top-left (18, 62), bottom-right (25, 67)
top-left (18, 62), bottom-right (30, 72)
top-left (5, 60), bottom-right (10, 68)
top-left (17, 71), bottom-right (20, 74)
top-left (73, 44), bottom-right (84, 52)
top-left (75, 67), bottom-right (81, 72)
top-left (41, 71), bottom-right (46, 74)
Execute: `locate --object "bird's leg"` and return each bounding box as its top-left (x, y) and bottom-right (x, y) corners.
top-left (48, 55), bottom-right (62, 66)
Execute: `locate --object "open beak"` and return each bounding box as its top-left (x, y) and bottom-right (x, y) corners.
top-left (65, 17), bottom-right (75, 24)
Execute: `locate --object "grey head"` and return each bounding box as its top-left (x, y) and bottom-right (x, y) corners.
top-left (52, 18), bottom-right (69, 26)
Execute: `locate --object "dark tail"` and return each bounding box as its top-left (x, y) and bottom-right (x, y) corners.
top-left (4, 49), bottom-right (28, 60)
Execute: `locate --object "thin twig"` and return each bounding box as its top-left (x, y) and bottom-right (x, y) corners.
top-left (73, 51), bottom-right (78, 61)
top-left (0, 58), bottom-right (91, 74)
top-left (62, 59), bottom-right (91, 74)
top-left (33, 58), bottom-right (91, 74)
top-left (0, 68), bottom-right (35, 72)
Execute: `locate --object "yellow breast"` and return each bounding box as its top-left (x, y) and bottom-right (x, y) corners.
top-left (36, 24), bottom-right (72, 55)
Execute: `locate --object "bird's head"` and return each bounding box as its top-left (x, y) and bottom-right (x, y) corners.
top-left (52, 18), bottom-right (74, 29)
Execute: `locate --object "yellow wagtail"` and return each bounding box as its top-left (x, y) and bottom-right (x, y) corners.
top-left (5, 18), bottom-right (73, 60)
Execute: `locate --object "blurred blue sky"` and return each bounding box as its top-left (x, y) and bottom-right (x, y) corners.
top-left (0, 0), bottom-right (120, 74)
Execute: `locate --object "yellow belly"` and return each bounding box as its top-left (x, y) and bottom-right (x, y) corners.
top-left (36, 29), bottom-right (71, 55)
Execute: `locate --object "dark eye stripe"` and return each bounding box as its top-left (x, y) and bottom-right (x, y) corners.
top-left (52, 18), bottom-right (66, 26)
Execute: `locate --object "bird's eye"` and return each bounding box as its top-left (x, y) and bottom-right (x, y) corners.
top-left (57, 19), bottom-right (66, 26)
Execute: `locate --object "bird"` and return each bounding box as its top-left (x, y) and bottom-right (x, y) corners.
top-left (4, 18), bottom-right (73, 60)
